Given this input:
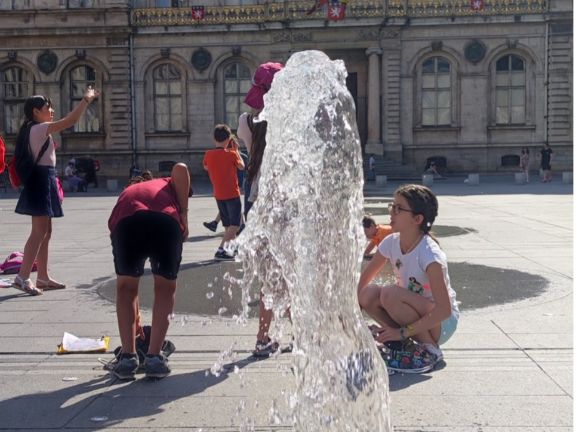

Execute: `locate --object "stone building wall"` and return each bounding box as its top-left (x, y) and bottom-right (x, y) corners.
top-left (0, 0), bottom-right (572, 180)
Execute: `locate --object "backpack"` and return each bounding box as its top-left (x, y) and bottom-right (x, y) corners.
top-left (0, 252), bottom-right (38, 275)
top-left (9, 128), bottom-right (50, 188)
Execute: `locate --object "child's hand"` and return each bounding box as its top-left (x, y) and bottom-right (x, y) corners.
top-left (374, 325), bottom-right (402, 343)
top-left (83, 86), bottom-right (100, 103)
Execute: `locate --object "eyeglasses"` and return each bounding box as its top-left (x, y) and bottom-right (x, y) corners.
top-left (388, 203), bottom-right (414, 215)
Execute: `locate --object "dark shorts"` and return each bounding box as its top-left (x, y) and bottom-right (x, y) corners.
top-left (111, 211), bottom-right (183, 280)
top-left (217, 197), bottom-right (242, 227)
top-left (243, 179), bottom-right (253, 219)
top-left (15, 165), bottom-right (63, 218)
top-left (541, 162), bottom-right (551, 171)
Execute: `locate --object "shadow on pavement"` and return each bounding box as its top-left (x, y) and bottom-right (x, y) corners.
top-left (0, 355), bottom-right (259, 430)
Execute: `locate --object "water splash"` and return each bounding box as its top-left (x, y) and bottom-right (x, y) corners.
top-left (236, 50), bottom-right (390, 431)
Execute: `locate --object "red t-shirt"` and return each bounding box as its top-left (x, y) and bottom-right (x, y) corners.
top-left (203, 148), bottom-right (243, 200)
top-left (108, 178), bottom-right (184, 233)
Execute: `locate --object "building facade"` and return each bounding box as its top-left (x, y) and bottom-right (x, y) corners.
top-left (0, 0), bottom-right (572, 178)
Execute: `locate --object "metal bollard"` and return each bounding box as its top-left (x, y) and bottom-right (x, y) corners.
top-left (422, 174), bottom-right (434, 187)
top-left (376, 175), bottom-right (387, 187)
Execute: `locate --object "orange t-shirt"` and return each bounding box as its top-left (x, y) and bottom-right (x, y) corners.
top-left (203, 148), bottom-right (243, 200)
top-left (371, 224), bottom-right (393, 248)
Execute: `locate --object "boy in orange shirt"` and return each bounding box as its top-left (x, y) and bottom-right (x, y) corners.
top-left (203, 124), bottom-right (245, 260)
top-left (362, 215), bottom-right (392, 260)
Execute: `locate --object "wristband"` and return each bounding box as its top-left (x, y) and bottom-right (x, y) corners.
top-left (83, 97), bottom-right (90, 104)
top-left (406, 324), bottom-right (415, 337)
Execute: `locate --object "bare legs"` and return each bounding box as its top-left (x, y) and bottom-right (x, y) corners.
top-left (116, 274), bottom-right (176, 355)
top-left (18, 216), bottom-right (52, 282)
top-left (359, 284), bottom-right (440, 345)
top-left (219, 225), bottom-right (239, 249)
top-left (149, 275), bottom-right (176, 355)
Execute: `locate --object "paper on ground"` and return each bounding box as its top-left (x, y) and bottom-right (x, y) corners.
top-left (57, 332), bottom-right (110, 354)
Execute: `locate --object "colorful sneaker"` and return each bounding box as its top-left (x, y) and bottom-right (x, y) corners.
top-left (422, 343), bottom-right (444, 362)
top-left (203, 220), bottom-right (218, 232)
top-left (110, 353), bottom-right (138, 380)
top-left (252, 339), bottom-right (280, 358)
top-left (384, 340), bottom-right (438, 374)
top-left (214, 250), bottom-right (235, 261)
top-left (144, 354), bottom-right (171, 379)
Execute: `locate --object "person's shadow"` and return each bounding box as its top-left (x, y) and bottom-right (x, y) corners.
top-left (0, 355), bottom-right (259, 430)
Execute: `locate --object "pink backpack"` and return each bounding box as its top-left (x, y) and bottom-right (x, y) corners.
top-left (0, 252), bottom-right (37, 274)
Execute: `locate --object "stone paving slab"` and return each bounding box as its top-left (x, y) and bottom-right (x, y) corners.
top-left (0, 176), bottom-right (572, 431)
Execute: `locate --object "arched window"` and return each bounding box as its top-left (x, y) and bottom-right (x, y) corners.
top-left (153, 63), bottom-right (183, 131)
top-left (70, 65), bottom-right (100, 132)
top-left (1, 66), bottom-right (31, 134)
top-left (224, 63), bottom-right (251, 129)
top-left (421, 57), bottom-right (451, 126)
top-left (495, 54), bottom-right (525, 125)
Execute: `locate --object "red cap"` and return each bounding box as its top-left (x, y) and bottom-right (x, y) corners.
top-left (244, 62), bottom-right (284, 110)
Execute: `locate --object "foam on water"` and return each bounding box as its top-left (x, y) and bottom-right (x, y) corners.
top-left (236, 50), bottom-right (390, 431)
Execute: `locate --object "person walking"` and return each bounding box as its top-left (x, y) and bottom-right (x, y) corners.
top-left (13, 88), bottom-right (99, 295)
top-left (107, 163), bottom-right (190, 380)
top-left (203, 124), bottom-right (245, 260)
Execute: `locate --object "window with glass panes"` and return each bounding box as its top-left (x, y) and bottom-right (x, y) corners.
top-left (422, 57), bottom-right (451, 126)
top-left (495, 54), bottom-right (525, 125)
top-left (153, 63), bottom-right (183, 131)
top-left (224, 63), bottom-right (251, 130)
top-left (1, 67), bottom-right (30, 134)
top-left (70, 65), bottom-right (100, 132)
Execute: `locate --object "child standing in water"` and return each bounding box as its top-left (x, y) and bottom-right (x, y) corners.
top-left (357, 184), bottom-right (459, 373)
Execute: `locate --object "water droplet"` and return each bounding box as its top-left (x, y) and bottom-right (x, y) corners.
top-left (90, 416), bottom-right (108, 422)
top-left (206, 291), bottom-right (214, 299)
top-left (218, 307), bottom-right (228, 315)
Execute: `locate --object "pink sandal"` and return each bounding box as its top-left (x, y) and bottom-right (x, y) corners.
top-left (13, 275), bottom-right (43, 296)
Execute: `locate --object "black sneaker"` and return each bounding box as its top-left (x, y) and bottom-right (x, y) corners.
top-left (252, 339), bottom-right (280, 358)
top-left (144, 354), bottom-right (171, 379)
top-left (214, 250), bottom-right (235, 261)
top-left (110, 353), bottom-right (138, 380)
top-left (203, 221), bottom-right (218, 232)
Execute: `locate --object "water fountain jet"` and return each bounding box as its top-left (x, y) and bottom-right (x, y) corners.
top-left (237, 50), bottom-right (390, 431)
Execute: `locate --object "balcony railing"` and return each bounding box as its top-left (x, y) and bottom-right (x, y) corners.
top-left (132, 0), bottom-right (547, 26)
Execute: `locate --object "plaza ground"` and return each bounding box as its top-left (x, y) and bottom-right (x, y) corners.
top-left (0, 174), bottom-right (572, 431)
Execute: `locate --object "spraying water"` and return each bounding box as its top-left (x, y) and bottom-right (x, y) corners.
top-left (236, 50), bottom-right (390, 431)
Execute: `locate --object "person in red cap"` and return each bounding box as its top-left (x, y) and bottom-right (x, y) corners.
top-left (237, 62), bottom-right (290, 357)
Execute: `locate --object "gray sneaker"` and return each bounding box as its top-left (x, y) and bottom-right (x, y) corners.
top-left (110, 354), bottom-right (138, 380)
top-left (144, 354), bottom-right (171, 379)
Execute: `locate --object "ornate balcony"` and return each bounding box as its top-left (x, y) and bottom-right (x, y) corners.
top-left (131, 0), bottom-right (547, 26)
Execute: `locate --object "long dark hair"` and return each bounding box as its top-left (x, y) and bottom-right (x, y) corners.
top-left (246, 114), bottom-right (268, 183)
top-left (395, 184), bottom-right (440, 243)
top-left (14, 95), bottom-right (51, 157)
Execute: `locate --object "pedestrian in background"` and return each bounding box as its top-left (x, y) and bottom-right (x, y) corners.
top-left (519, 147), bottom-right (530, 183)
top-left (540, 143), bottom-right (553, 182)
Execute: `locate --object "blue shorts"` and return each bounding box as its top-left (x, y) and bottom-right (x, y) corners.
top-left (217, 197), bottom-right (242, 227)
top-left (438, 313), bottom-right (458, 345)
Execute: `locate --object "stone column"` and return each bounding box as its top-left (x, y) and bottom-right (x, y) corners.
top-left (365, 47), bottom-right (383, 155)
